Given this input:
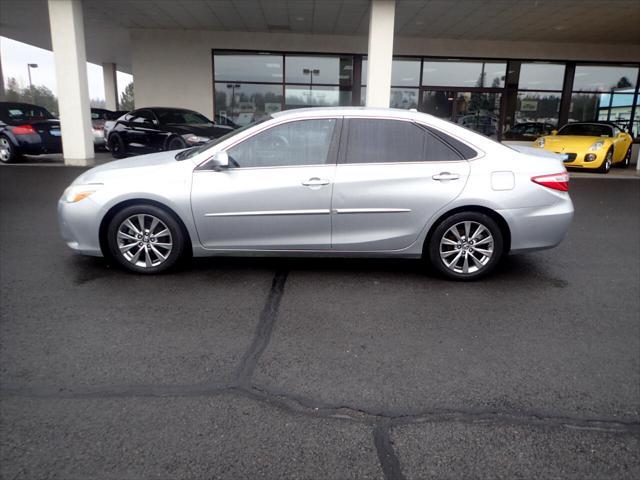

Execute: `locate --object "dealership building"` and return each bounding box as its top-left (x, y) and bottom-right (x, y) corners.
top-left (1, 0), bottom-right (639, 166)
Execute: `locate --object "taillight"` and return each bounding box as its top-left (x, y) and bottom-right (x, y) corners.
top-left (10, 124), bottom-right (36, 135)
top-left (531, 172), bottom-right (569, 192)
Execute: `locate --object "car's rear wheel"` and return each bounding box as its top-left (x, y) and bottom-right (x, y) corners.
top-left (0, 135), bottom-right (19, 163)
top-left (428, 212), bottom-right (504, 281)
top-left (617, 147), bottom-right (631, 168)
top-left (108, 134), bottom-right (126, 159)
top-left (167, 136), bottom-right (187, 151)
top-left (598, 149), bottom-right (613, 173)
top-left (107, 204), bottom-right (185, 274)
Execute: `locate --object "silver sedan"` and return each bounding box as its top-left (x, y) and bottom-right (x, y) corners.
top-left (58, 107), bottom-right (573, 280)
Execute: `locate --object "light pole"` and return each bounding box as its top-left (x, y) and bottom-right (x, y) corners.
top-left (226, 83), bottom-right (240, 122)
top-left (302, 68), bottom-right (320, 105)
top-left (27, 63), bottom-right (38, 102)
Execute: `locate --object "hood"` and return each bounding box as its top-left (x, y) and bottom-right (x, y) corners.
top-left (73, 150), bottom-right (180, 184)
top-left (542, 135), bottom-right (609, 151)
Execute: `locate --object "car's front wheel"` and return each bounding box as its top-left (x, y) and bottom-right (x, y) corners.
top-left (108, 134), bottom-right (126, 159)
top-left (428, 212), bottom-right (504, 281)
top-left (167, 136), bottom-right (187, 151)
top-left (598, 149), bottom-right (613, 173)
top-left (0, 135), bottom-right (19, 163)
top-left (107, 204), bottom-right (186, 274)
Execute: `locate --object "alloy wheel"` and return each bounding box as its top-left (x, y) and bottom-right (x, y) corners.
top-left (439, 221), bottom-right (494, 274)
top-left (0, 137), bottom-right (12, 162)
top-left (117, 214), bottom-right (173, 268)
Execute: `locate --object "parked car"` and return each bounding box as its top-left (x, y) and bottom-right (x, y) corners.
top-left (103, 110), bottom-right (129, 141)
top-left (533, 121), bottom-right (633, 172)
top-left (59, 107), bottom-right (573, 280)
top-left (0, 102), bottom-right (62, 163)
top-left (106, 107), bottom-right (234, 158)
top-left (91, 108), bottom-right (120, 149)
top-left (503, 122), bottom-right (556, 141)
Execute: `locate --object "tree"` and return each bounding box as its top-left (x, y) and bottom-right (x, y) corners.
top-left (119, 82), bottom-right (134, 110)
top-left (5, 77), bottom-right (21, 102)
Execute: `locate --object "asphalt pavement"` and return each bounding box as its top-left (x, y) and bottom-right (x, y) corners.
top-left (1, 165), bottom-right (639, 479)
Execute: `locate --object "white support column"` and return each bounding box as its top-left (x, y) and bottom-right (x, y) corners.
top-left (48, 0), bottom-right (94, 165)
top-left (102, 62), bottom-right (118, 111)
top-left (365, 0), bottom-right (396, 108)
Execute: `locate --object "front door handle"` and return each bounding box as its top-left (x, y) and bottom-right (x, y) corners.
top-left (432, 172), bottom-right (460, 181)
top-left (302, 177), bottom-right (330, 187)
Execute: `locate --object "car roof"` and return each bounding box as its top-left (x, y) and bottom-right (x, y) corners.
top-left (0, 102), bottom-right (45, 109)
top-left (271, 106), bottom-right (422, 121)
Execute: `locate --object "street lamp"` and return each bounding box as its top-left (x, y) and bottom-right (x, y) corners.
top-left (27, 63), bottom-right (38, 102)
top-left (302, 68), bottom-right (320, 105)
top-left (226, 83), bottom-right (240, 121)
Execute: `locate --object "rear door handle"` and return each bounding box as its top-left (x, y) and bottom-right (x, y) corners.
top-left (432, 172), bottom-right (460, 181)
top-left (302, 177), bottom-right (330, 187)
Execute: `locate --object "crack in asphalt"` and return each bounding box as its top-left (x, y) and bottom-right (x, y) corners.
top-left (373, 423), bottom-right (406, 480)
top-left (2, 269), bottom-right (640, 479)
top-left (233, 269), bottom-right (288, 386)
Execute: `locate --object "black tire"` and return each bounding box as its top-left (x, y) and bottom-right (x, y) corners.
top-left (108, 133), bottom-right (127, 159)
top-left (0, 135), bottom-right (19, 163)
top-left (107, 204), bottom-right (186, 274)
top-left (598, 149), bottom-right (613, 173)
top-left (166, 136), bottom-right (187, 151)
top-left (617, 147), bottom-right (631, 169)
top-left (427, 211), bottom-right (504, 281)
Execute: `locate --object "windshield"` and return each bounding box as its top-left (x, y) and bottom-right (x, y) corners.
top-left (558, 123), bottom-right (613, 137)
top-left (175, 116), bottom-right (271, 161)
top-left (156, 109), bottom-right (212, 126)
top-left (0, 104), bottom-right (54, 122)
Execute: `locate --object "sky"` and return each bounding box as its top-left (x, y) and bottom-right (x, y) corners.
top-left (1, 36), bottom-right (133, 101)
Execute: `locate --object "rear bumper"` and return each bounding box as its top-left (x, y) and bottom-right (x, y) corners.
top-left (498, 195), bottom-right (574, 254)
top-left (15, 133), bottom-right (63, 155)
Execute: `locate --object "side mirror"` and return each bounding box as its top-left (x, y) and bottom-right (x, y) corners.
top-left (551, 130), bottom-right (558, 136)
top-left (210, 151), bottom-right (229, 170)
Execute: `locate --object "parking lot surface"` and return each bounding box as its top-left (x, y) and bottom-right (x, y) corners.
top-left (1, 165), bottom-right (639, 479)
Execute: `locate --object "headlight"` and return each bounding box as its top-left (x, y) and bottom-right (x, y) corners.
top-left (62, 184), bottom-right (102, 203)
top-left (535, 137), bottom-right (545, 148)
top-left (588, 140), bottom-right (604, 151)
top-left (182, 134), bottom-right (211, 145)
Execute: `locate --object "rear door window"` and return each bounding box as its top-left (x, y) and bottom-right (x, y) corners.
top-left (343, 118), bottom-right (464, 164)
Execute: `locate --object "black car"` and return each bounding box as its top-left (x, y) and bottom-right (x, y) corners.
top-left (503, 122), bottom-right (556, 141)
top-left (107, 107), bottom-right (234, 158)
top-left (0, 102), bottom-right (62, 163)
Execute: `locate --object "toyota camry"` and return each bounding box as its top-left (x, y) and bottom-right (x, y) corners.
top-left (58, 107), bottom-right (573, 280)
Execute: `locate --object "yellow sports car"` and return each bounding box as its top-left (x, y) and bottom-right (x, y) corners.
top-left (533, 122), bottom-right (633, 173)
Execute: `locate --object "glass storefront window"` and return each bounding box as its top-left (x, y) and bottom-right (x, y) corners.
top-left (422, 90), bottom-right (501, 138)
top-left (390, 88), bottom-right (419, 109)
top-left (515, 91), bottom-right (561, 125)
top-left (214, 83), bottom-right (283, 127)
top-left (518, 63), bottom-right (565, 91)
top-left (569, 92), bottom-right (635, 126)
top-left (285, 56), bottom-right (353, 84)
top-left (362, 58), bottom-right (421, 87)
top-left (285, 86), bottom-right (347, 109)
top-left (422, 60), bottom-right (506, 88)
top-left (573, 65), bottom-right (638, 92)
top-left (214, 54), bottom-right (283, 82)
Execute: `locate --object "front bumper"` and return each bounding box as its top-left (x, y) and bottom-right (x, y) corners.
top-left (541, 149), bottom-right (607, 169)
top-left (58, 198), bottom-right (104, 256)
